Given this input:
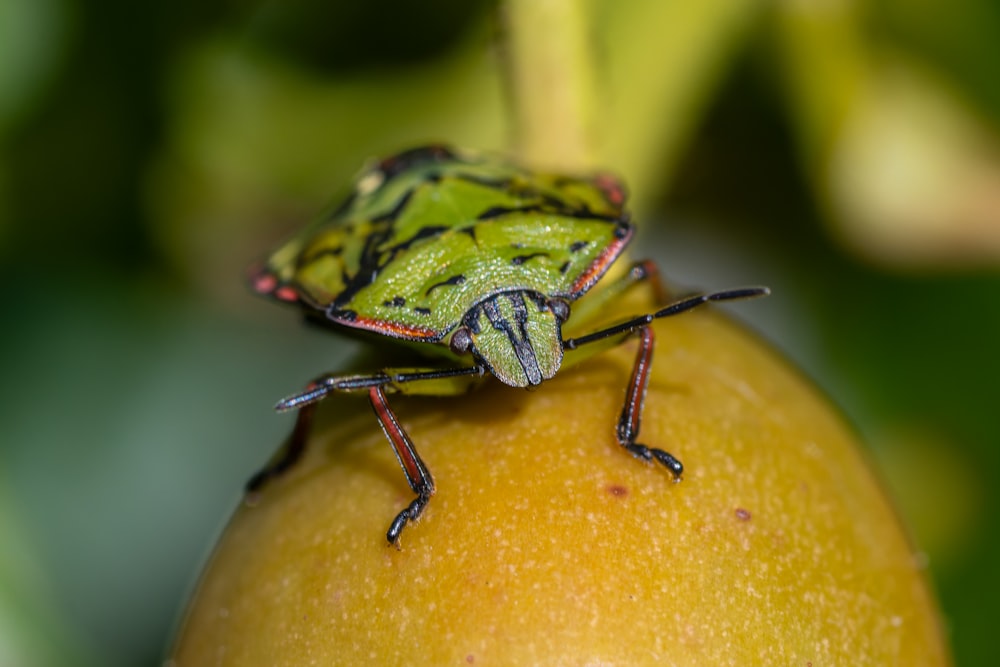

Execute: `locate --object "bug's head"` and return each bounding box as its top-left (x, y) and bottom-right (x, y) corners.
top-left (450, 291), bottom-right (570, 388)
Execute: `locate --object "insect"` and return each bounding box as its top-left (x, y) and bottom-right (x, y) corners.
top-left (248, 145), bottom-right (768, 545)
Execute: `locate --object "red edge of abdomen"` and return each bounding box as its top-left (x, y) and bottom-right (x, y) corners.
top-left (569, 222), bottom-right (634, 297)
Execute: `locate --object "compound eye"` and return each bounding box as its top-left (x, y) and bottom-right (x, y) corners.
top-left (548, 298), bottom-right (571, 323)
top-left (450, 326), bottom-right (473, 355)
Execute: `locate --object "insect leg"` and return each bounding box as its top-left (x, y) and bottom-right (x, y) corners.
top-left (369, 385), bottom-right (435, 546)
top-left (564, 286), bottom-right (769, 351)
top-left (246, 365), bottom-right (484, 541)
top-left (616, 325), bottom-right (684, 478)
top-left (563, 286), bottom-right (768, 477)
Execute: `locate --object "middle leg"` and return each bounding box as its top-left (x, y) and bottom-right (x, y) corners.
top-left (369, 385), bottom-right (435, 546)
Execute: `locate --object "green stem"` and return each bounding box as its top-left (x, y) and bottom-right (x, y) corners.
top-left (503, 0), bottom-right (762, 214)
top-left (503, 0), bottom-right (598, 170)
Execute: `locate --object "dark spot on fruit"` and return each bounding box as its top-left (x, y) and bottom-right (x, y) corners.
top-left (607, 484), bottom-right (629, 498)
top-left (735, 508), bottom-right (751, 521)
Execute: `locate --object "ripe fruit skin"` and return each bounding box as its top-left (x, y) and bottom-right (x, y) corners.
top-left (170, 304), bottom-right (950, 666)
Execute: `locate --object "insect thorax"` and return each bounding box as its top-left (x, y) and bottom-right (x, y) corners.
top-left (455, 291), bottom-right (567, 389)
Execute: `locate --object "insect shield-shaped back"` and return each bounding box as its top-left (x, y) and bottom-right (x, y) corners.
top-left (249, 145), bottom-right (634, 350)
top-left (451, 292), bottom-right (570, 388)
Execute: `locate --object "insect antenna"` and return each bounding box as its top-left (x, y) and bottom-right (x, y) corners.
top-left (563, 287), bottom-right (769, 349)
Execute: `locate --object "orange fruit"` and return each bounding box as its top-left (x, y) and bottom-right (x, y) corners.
top-left (170, 302), bottom-right (950, 666)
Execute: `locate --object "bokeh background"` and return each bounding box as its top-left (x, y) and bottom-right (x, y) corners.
top-left (1, 0), bottom-right (998, 664)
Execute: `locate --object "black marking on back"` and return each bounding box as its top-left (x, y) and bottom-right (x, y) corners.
top-left (377, 145), bottom-right (455, 180)
top-left (387, 225), bottom-right (452, 254)
top-left (452, 170), bottom-right (608, 220)
top-left (478, 205), bottom-right (533, 220)
top-left (426, 274), bottom-right (467, 295)
top-left (383, 296), bottom-right (406, 307)
top-left (325, 151), bottom-right (628, 319)
top-left (450, 171), bottom-right (515, 192)
top-left (298, 245), bottom-right (343, 269)
top-left (331, 223), bottom-right (452, 312)
top-left (569, 240), bottom-right (588, 252)
top-left (330, 221), bottom-right (392, 310)
top-left (413, 307), bottom-right (432, 316)
top-left (512, 252), bottom-right (548, 266)
top-left (476, 202), bottom-right (622, 223)
top-left (371, 187), bottom-right (415, 224)
top-left (559, 260), bottom-right (571, 274)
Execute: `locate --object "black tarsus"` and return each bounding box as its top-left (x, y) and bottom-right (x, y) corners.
top-left (386, 490), bottom-right (433, 545)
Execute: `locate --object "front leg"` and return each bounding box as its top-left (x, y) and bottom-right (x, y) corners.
top-left (616, 325), bottom-right (684, 478)
top-left (563, 286), bottom-right (768, 478)
top-left (246, 364), bottom-right (483, 545)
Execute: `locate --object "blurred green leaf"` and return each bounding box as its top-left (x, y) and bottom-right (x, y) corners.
top-left (0, 0), bottom-right (68, 130)
top-left (0, 485), bottom-right (95, 667)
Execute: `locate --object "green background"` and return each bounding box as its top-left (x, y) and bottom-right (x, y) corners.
top-left (1, 0), bottom-right (997, 664)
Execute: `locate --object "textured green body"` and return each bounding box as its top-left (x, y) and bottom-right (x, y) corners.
top-left (251, 146), bottom-right (632, 350)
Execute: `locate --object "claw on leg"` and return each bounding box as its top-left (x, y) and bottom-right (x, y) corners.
top-left (386, 491), bottom-right (432, 546)
top-left (624, 442), bottom-right (683, 479)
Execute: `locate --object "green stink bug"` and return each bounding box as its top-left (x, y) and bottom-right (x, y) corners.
top-left (249, 145), bottom-right (767, 545)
